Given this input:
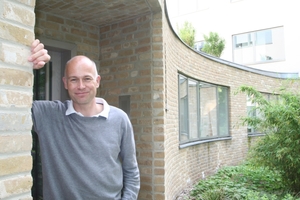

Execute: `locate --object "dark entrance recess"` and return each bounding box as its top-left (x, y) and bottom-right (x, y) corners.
top-left (31, 62), bottom-right (52, 199)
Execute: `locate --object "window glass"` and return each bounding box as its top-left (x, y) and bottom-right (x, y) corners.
top-left (247, 93), bottom-right (279, 134)
top-left (189, 79), bottom-right (198, 139)
top-left (256, 29), bottom-right (272, 45)
top-left (218, 86), bottom-right (229, 136)
top-left (235, 33), bottom-right (250, 48)
top-left (179, 75), bottom-right (189, 142)
top-left (200, 84), bottom-right (217, 137)
top-left (178, 74), bottom-right (230, 145)
top-left (233, 27), bottom-right (284, 64)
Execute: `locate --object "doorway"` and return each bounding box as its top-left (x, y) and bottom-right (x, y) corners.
top-left (31, 41), bottom-right (74, 199)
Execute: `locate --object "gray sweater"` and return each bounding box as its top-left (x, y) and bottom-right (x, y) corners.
top-left (32, 100), bottom-right (140, 200)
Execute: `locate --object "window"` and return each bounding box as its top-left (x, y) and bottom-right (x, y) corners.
top-left (233, 27), bottom-right (285, 65)
top-left (247, 93), bottom-right (279, 134)
top-left (179, 74), bottom-right (230, 145)
top-left (194, 41), bottom-right (205, 52)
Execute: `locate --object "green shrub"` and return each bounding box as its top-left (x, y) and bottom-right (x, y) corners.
top-left (237, 82), bottom-right (300, 192)
top-left (189, 163), bottom-right (298, 200)
top-left (201, 32), bottom-right (225, 57)
top-left (178, 21), bottom-right (196, 48)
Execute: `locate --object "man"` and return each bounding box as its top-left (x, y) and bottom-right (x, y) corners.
top-left (28, 40), bottom-right (140, 199)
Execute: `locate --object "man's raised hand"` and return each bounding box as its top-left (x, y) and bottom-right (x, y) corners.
top-left (28, 39), bottom-right (51, 69)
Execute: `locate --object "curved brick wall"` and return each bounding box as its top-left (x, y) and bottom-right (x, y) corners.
top-left (163, 4), bottom-right (296, 199)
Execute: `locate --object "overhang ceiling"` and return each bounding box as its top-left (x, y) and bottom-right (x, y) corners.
top-left (35, 0), bottom-right (162, 26)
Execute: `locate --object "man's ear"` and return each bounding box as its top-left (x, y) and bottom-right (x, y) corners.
top-left (96, 75), bottom-right (101, 88)
top-left (62, 77), bottom-right (68, 89)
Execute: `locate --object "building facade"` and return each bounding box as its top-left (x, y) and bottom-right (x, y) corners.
top-left (1, 0), bottom-right (299, 199)
top-left (167, 0), bottom-right (300, 74)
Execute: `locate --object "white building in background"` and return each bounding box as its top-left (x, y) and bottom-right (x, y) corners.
top-left (166, 0), bottom-right (300, 74)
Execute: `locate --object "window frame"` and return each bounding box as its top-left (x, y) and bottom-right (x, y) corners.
top-left (247, 92), bottom-right (279, 136)
top-left (178, 74), bottom-right (231, 148)
top-left (232, 26), bottom-right (285, 65)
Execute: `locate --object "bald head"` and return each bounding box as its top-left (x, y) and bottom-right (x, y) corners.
top-left (62, 55), bottom-right (101, 110)
top-left (65, 55), bottom-right (98, 78)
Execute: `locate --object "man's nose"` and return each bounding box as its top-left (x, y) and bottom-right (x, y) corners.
top-left (78, 79), bottom-right (85, 89)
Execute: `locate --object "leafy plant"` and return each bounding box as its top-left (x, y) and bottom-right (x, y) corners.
top-left (201, 32), bottom-right (225, 57)
top-left (237, 82), bottom-right (300, 193)
top-left (188, 162), bottom-right (299, 200)
top-left (178, 21), bottom-right (196, 47)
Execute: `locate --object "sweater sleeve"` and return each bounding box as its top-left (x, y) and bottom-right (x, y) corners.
top-left (120, 114), bottom-right (140, 199)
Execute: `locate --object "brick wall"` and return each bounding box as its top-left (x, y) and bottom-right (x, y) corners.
top-left (163, 12), bottom-right (288, 199)
top-left (98, 12), bottom-right (165, 200)
top-left (0, 0), bottom-right (36, 199)
top-left (34, 11), bottom-right (100, 63)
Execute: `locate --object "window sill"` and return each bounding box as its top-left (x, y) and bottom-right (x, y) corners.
top-left (248, 133), bottom-right (265, 137)
top-left (179, 136), bottom-right (232, 149)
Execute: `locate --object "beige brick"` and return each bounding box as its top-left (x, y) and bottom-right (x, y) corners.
top-left (136, 142), bottom-right (152, 151)
top-left (140, 134), bottom-right (152, 142)
top-left (119, 19), bottom-right (134, 28)
top-left (0, 68), bottom-right (33, 87)
top-left (100, 25), bottom-right (110, 33)
top-left (122, 26), bottom-right (137, 34)
top-left (115, 72), bottom-right (130, 80)
top-left (71, 28), bottom-right (87, 37)
top-left (83, 38), bottom-right (98, 46)
top-left (154, 152), bottom-right (164, 158)
top-left (153, 36), bottom-right (163, 43)
top-left (139, 52), bottom-right (151, 60)
top-left (154, 160), bottom-right (164, 167)
top-left (138, 158), bottom-right (152, 166)
top-left (3, 2), bottom-right (35, 26)
top-left (140, 175), bottom-right (152, 184)
top-left (154, 168), bottom-right (164, 175)
top-left (154, 194), bottom-right (165, 200)
top-left (40, 20), bottom-right (60, 30)
top-left (0, 113), bottom-right (32, 131)
top-left (64, 19), bottom-right (82, 28)
top-left (65, 33), bottom-right (82, 42)
top-left (155, 185), bottom-right (165, 192)
top-left (135, 77), bottom-right (151, 85)
top-left (113, 57), bottom-right (130, 65)
top-left (153, 51), bottom-right (163, 59)
top-left (154, 176), bottom-right (164, 184)
top-left (46, 15), bottom-right (64, 24)
top-left (135, 45), bottom-right (151, 54)
top-left (0, 21), bottom-right (34, 45)
top-left (3, 175), bottom-right (32, 195)
top-left (0, 134), bottom-right (32, 153)
top-left (119, 49), bottom-right (134, 57)
top-left (0, 155), bottom-right (32, 176)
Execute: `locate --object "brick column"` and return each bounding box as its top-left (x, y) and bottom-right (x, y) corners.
top-left (0, 0), bottom-right (36, 199)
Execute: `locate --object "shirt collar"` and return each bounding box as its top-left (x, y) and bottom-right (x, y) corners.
top-left (65, 98), bottom-right (110, 118)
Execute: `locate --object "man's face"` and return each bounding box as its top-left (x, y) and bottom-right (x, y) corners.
top-left (63, 56), bottom-right (100, 108)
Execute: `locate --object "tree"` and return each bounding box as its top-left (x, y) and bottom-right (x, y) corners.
top-left (237, 82), bottom-right (300, 192)
top-left (178, 21), bottom-right (195, 48)
top-left (201, 32), bottom-right (225, 57)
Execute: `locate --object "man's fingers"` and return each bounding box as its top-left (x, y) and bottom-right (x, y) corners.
top-left (28, 39), bottom-right (51, 69)
top-left (31, 39), bottom-right (40, 51)
top-left (33, 61), bottom-right (46, 70)
top-left (32, 43), bottom-right (45, 53)
top-left (29, 49), bottom-right (50, 63)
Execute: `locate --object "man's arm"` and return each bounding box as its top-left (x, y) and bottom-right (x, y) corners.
top-left (120, 117), bottom-right (140, 199)
top-left (28, 39), bottom-right (51, 69)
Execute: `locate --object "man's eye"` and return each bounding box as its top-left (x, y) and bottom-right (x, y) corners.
top-left (70, 79), bottom-right (77, 82)
top-left (84, 77), bottom-right (92, 81)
